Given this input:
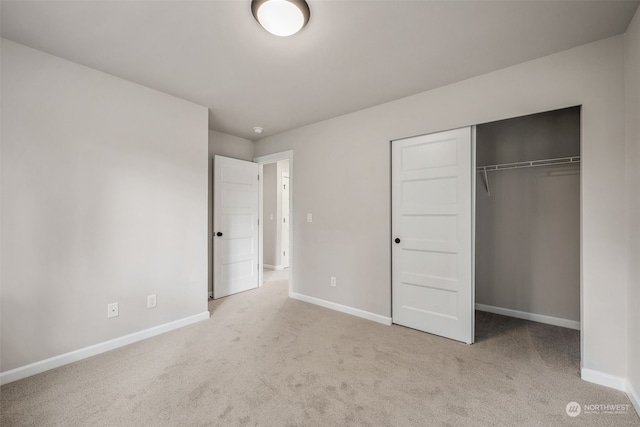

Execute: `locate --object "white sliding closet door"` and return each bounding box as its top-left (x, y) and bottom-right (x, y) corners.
top-left (392, 127), bottom-right (475, 344)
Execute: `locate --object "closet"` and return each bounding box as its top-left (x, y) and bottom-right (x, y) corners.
top-left (391, 106), bottom-right (580, 347)
top-left (474, 106), bottom-right (581, 337)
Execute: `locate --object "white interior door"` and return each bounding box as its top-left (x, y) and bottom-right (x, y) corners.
top-left (282, 173), bottom-right (290, 269)
top-left (214, 156), bottom-right (259, 298)
top-left (391, 127), bottom-right (475, 344)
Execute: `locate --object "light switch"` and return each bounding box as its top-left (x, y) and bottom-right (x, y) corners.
top-left (307, 213), bottom-right (313, 223)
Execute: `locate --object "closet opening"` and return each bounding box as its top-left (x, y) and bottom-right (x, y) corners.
top-left (474, 106), bottom-right (581, 366)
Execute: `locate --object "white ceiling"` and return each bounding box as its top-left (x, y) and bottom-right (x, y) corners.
top-left (2, 0), bottom-right (638, 140)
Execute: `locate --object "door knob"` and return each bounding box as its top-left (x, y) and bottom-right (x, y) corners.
top-left (216, 232), bottom-right (223, 237)
top-left (394, 238), bottom-right (401, 244)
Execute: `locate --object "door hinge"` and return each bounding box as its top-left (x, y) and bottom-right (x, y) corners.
top-left (283, 218), bottom-right (286, 223)
top-left (283, 251), bottom-right (286, 256)
top-left (257, 174), bottom-right (260, 181)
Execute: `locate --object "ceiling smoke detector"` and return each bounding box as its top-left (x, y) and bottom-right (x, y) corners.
top-left (253, 127), bottom-right (264, 134)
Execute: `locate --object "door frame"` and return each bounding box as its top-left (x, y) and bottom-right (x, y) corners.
top-left (254, 150), bottom-right (294, 296)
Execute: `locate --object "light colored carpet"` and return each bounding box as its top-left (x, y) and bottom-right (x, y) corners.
top-left (1, 280), bottom-right (638, 426)
top-left (263, 268), bottom-right (289, 284)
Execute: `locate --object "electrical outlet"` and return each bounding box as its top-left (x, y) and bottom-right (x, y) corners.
top-left (107, 302), bottom-right (119, 318)
top-left (147, 294), bottom-right (157, 309)
top-left (330, 276), bottom-right (337, 287)
top-left (307, 213), bottom-right (313, 223)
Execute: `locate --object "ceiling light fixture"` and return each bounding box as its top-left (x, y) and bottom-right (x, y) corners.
top-left (253, 126), bottom-right (264, 134)
top-left (251, 0), bottom-right (310, 37)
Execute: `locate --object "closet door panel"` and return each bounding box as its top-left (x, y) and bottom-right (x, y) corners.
top-left (392, 128), bottom-right (474, 344)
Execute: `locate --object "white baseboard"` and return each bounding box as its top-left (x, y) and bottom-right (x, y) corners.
top-left (475, 303), bottom-right (580, 330)
top-left (626, 379), bottom-right (640, 416)
top-left (0, 311), bottom-right (210, 386)
top-left (264, 264), bottom-right (283, 271)
top-left (581, 368), bottom-right (627, 391)
top-left (290, 292), bottom-right (392, 326)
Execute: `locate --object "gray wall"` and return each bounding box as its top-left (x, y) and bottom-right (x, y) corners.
top-left (625, 7), bottom-right (640, 405)
top-left (208, 130), bottom-right (254, 162)
top-left (207, 130), bottom-right (254, 294)
top-left (1, 40), bottom-right (209, 372)
top-left (476, 107), bottom-right (581, 165)
top-left (475, 168), bottom-right (580, 321)
top-left (475, 109), bottom-right (581, 322)
top-left (254, 36), bottom-right (628, 380)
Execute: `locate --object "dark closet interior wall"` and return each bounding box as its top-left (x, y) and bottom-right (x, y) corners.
top-left (475, 107), bottom-right (581, 324)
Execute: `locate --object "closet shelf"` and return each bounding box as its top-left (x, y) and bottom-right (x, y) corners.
top-left (476, 156), bottom-right (581, 173)
top-left (476, 156), bottom-right (580, 196)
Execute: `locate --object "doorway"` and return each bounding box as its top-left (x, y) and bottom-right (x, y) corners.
top-left (474, 107), bottom-right (581, 349)
top-left (282, 173), bottom-right (290, 269)
top-left (261, 161), bottom-right (290, 284)
top-left (254, 151), bottom-right (294, 295)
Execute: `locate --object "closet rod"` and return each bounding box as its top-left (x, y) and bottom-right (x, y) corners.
top-left (476, 156), bottom-right (580, 173)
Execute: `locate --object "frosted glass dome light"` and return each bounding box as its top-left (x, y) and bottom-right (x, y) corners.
top-left (251, 0), bottom-right (310, 37)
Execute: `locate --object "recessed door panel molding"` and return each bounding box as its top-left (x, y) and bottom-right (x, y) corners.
top-left (214, 155), bottom-right (259, 299)
top-left (401, 214), bottom-right (458, 244)
top-left (224, 238), bottom-right (254, 259)
top-left (221, 188), bottom-right (255, 209)
top-left (400, 273), bottom-right (458, 293)
top-left (401, 283), bottom-right (459, 319)
top-left (401, 137), bottom-right (459, 171)
top-left (392, 127), bottom-right (475, 344)
top-left (221, 164), bottom-right (256, 185)
top-left (222, 214), bottom-right (255, 238)
top-left (402, 250), bottom-right (458, 280)
top-left (401, 176), bottom-right (459, 207)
